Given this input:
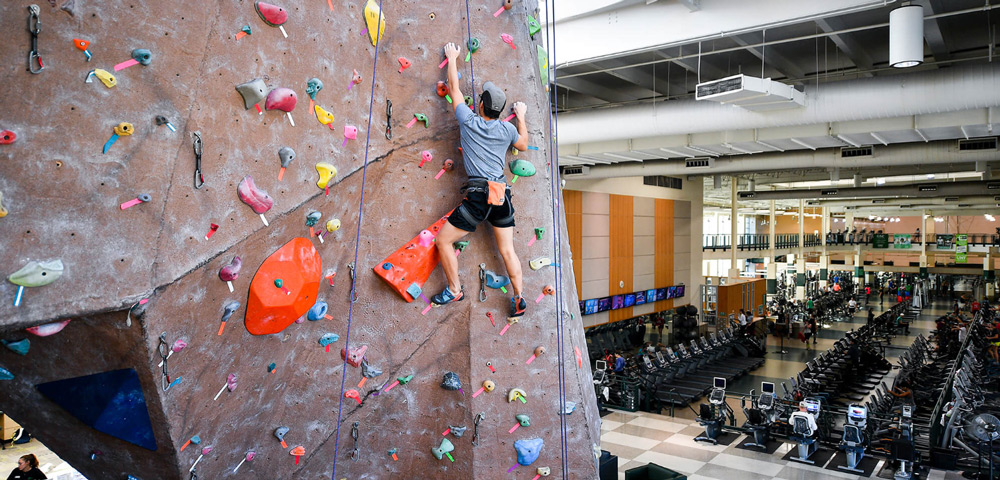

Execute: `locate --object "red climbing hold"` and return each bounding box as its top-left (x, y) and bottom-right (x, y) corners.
top-left (398, 57), bottom-right (412, 73)
top-left (373, 210), bottom-right (454, 302)
top-left (0, 130), bottom-right (16, 145)
top-left (254, 1), bottom-right (288, 27)
top-left (245, 238), bottom-right (322, 335)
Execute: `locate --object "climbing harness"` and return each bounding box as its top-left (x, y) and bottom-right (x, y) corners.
top-left (478, 263), bottom-right (488, 302)
top-left (472, 412), bottom-right (484, 446)
top-left (158, 333), bottom-right (170, 391)
top-left (192, 132), bottom-right (204, 189)
top-left (350, 422), bottom-right (360, 460)
top-left (384, 99), bottom-right (392, 140)
top-left (27, 5), bottom-right (43, 74)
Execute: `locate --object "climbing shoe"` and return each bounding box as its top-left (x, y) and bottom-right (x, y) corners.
top-left (432, 286), bottom-right (465, 305)
top-left (509, 295), bottom-right (527, 317)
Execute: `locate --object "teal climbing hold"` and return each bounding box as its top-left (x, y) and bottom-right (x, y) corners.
top-left (319, 333), bottom-right (339, 347)
top-left (509, 159), bottom-right (536, 177)
top-left (0, 366), bottom-right (13, 380)
top-left (2, 339), bottom-right (29, 356)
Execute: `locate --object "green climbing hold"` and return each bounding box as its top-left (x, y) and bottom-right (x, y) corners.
top-left (464, 96), bottom-right (473, 107)
top-left (414, 113), bottom-right (429, 127)
top-left (534, 227), bottom-right (545, 240)
top-left (537, 45), bottom-right (549, 89)
top-left (454, 241), bottom-right (469, 252)
top-left (467, 38), bottom-right (480, 53)
top-left (274, 279), bottom-right (283, 288)
top-left (241, 25), bottom-right (252, 35)
top-left (509, 159), bottom-right (536, 177)
top-left (516, 414), bottom-right (531, 427)
top-left (527, 16), bottom-right (541, 39)
top-left (397, 374), bottom-right (414, 385)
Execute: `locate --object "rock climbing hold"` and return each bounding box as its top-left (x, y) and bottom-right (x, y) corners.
top-left (417, 229), bottom-right (435, 248)
top-left (344, 389), bottom-right (361, 405)
top-left (245, 238), bottom-right (322, 335)
top-left (315, 163), bottom-right (337, 189)
top-left (509, 159), bottom-right (536, 177)
top-left (274, 279), bottom-right (283, 288)
top-left (277, 146), bottom-right (295, 180)
top-left (326, 219), bottom-right (341, 232)
top-left (467, 38), bottom-right (480, 53)
top-left (131, 48), bottom-right (152, 65)
top-left (507, 387), bottom-right (526, 403)
top-left (91, 68), bottom-right (116, 88)
top-left (0, 191), bottom-right (7, 218)
top-left (155, 115), bottom-right (176, 132)
top-left (235, 25), bottom-right (252, 40)
top-left (484, 269), bottom-right (510, 289)
top-left (515, 414), bottom-right (530, 427)
top-left (314, 105), bottom-right (335, 126)
top-left (537, 466), bottom-right (551, 476)
top-left (441, 372), bottom-right (461, 391)
top-left (534, 346), bottom-right (546, 357)
top-left (360, 359), bottom-right (382, 378)
top-left (397, 374), bottom-right (414, 385)
top-left (504, 0), bottom-right (514, 10)
top-left (289, 445), bottom-right (305, 464)
top-left (529, 256), bottom-right (559, 270)
top-left (0, 367), bottom-right (13, 381)
top-left (274, 427), bottom-right (289, 448)
top-left (236, 78), bottom-right (267, 110)
top-left (397, 57), bottom-right (411, 73)
top-left (464, 95), bottom-right (473, 107)
top-left (414, 113), bottom-right (428, 127)
top-left (267, 362), bottom-right (277, 373)
top-left (114, 122), bottom-right (134, 136)
top-left (305, 78), bottom-right (323, 100)
top-left (343, 125), bottom-right (358, 145)
top-left (450, 426), bottom-right (467, 438)
top-left (2, 339), bottom-right (29, 356)
top-left (454, 241), bottom-right (469, 252)
top-left (341, 345), bottom-right (368, 367)
top-left (527, 15), bottom-right (541, 39)
top-left (221, 301), bottom-right (240, 323)
top-left (534, 227), bottom-right (545, 239)
top-left (419, 150), bottom-right (433, 168)
top-left (307, 300), bottom-right (328, 321)
top-left (363, 0), bottom-right (386, 47)
top-left (73, 38), bottom-right (92, 61)
top-left (482, 380), bottom-right (495, 392)
top-left (319, 333), bottom-right (339, 347)
top-left (237, 175), bottom-right (273, 215)
top-left (431, 438), bottom-right (454, 460)
top-left (0, 130), bottom-right (17, 145)
top-left (351, 69), bottom-right (362, 86)
top-left (255, 1), bottom-right (288, 28)
top-left (265, 88), bottom-right (297, 117)
top-left (562, 401), bottom-right (577, 415)
top-left (436, 81), bottom-right (449, 98)
top-left (305, 211), bottom-right (322, 227)
top-left (514, 438), bottom-right (543, 466)
top-left (26, 319), bottom-right (71, 337)
top-left (220, 256), bottom-right (242, 282)
top-left (8, 260), bottom-right (64, 287)
top-left (501, 33), bottom-right (516, 50)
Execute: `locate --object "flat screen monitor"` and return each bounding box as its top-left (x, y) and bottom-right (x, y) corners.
top-left (597, 297), bottom-right (612, 312)
top-left (645, 289), bottom-right (656, 303)
top-left (595, 360), bottom-right (607, 371)
top-left (655, 352), bottom-right (665, 363)
top-left (762, 382), bottom-right (775, 394)
top-left (642, 356), bottom-right (653, 369)
top-left (584, 299), bottom-right (598, 315)
top-left (675, 285), bottom-right (685, 297)
top-left (623, 293), bottom-right (636, 308)
top-left (655, 288), bottom-right (667, 301)
top-left (714, 377), bottom-right (726, 389)
top-left (611, 295), bottom-right (624, 310)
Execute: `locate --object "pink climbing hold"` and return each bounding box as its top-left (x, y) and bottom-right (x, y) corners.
top-left (501, 33), bottom-right (516, 49)
top-left (419, 150), bottom-right (432, 168)
top-left (343, 125), bottom-right (358, 147)
top-left (26, 319), bottom-right (71, 337)
top-left (417, 229), bottom-right (434, 247)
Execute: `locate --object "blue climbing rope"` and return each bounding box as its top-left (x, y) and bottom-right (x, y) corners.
top-left (463, 0), bottom-right (477, 104)
top-left (331, 0), bottom-right (384, 476)
top-left (542, 0), bottom-right (572, 476)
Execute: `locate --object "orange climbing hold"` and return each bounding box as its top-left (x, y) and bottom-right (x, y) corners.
top-left (373, 210), bottom-right (454, 302)
top-left (244, 238), bottom-right (322, 335)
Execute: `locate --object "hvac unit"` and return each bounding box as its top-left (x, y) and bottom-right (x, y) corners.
top-left (695, 74), bottom-right (805, 111)
top-left (562, 166), bottom-right (590, 177)
top-left (685, 157), bottom-right (714, 169)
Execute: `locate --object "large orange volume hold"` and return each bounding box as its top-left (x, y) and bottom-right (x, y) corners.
top-left (245, 238), bottom-right (322, 335)
top-left (373, 210), bottom-right (453, 302)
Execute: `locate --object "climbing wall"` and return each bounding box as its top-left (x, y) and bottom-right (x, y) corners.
top-left (0, 0), bottom-right (600, 479)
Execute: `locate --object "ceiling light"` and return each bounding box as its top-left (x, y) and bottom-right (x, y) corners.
top-left (926, 174), bottom-right (935, 179)
top-left (896, 217), bottom-right (901, 222)
top-left (890, 5), bottom-right (924, 68)
top-left (876, 178), bottom-right (886, 186)
top-left (986, 214), bottom-right (996, 222)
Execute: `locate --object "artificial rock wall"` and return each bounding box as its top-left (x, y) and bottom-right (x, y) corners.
top-left (0, 0), bottom-right (600, 478)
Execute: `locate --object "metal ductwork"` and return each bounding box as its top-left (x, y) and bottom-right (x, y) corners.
top-left (738, 180), bottom-right (1000, 201)
top-left (564, 141), bottom-right (996, 179)
top-left (558, 63), bottom-right (1000, 145)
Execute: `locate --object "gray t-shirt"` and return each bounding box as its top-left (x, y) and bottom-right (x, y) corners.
top-left (455, 103), bottom-right (518, 182)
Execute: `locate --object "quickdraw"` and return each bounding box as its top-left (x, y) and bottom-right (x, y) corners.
top-left (478, 263), bottom-right (488, 302)
top-left (27, 5), bottom-right (43, 74)
top-left (350, 421), bottom-right (360, 460)
top-left (192, 132), bottom-right (204, 189)
top-left (385, 99), bottom-right (393, 140)
top-left (472, 412), bottom-right (484, 446)
top-left (158, 333), bottom-right (170, 391)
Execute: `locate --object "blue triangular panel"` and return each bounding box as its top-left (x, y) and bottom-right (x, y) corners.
top-left (36, 369), bottom-right (157, 450)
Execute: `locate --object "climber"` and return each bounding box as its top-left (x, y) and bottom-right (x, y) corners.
top-left (431, 41), bottom-right (530, 317)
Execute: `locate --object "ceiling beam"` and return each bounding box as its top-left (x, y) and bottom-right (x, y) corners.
top-left (730, 33), bottom-right (807, 82)
top-left (585, 58), bottom-right (667, 97)
top-left (815, 17), bottom-right (875, 76)
top-left (555, 76), bottom-right (638, 103)
top-left (923, 0), bottom-right (952, 63)
top-left (657, 45), bottom-right (729, 83)
top-left (677, 0), bottom-right (701, 12)
top-left (553, 86), bottom-right (610, 110)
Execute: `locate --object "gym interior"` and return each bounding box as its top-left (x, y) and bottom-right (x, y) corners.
top-left (2, 1), bottom-right (1000, 480)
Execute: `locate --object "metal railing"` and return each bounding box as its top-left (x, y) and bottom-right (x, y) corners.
top-left (705, 232), bottom-right (1000, 251)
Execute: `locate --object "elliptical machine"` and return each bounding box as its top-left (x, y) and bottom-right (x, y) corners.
top-left (789, 398), bottom-right (822, 464)
top-left (838, 404), bottom-right (868, 473)
top-left (694, 377), bottom-right (734, 445)
top-left (741, 382), bottom-right (777, 450)
top-left (894, 404), bottom-right (915, 480)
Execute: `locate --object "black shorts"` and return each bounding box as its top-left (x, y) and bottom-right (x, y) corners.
top-left (448, 188), bottom-right (515, 233)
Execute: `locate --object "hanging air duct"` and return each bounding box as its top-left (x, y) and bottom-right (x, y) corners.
top-left (889, 4), bottom-right (924, 68)
top-left (695, 74), bottom-right (805, 111)
top-left (853, 173), bottom-right (863, 188)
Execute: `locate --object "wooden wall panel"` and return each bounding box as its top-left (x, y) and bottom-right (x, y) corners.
top-left (609, 195), bottom-right (634, 322)
top-left (564, 190), bottom-right (583, 296)
top-left (654, 199), bottom-right (675, 312)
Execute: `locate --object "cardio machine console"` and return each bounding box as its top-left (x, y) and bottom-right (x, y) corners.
top-left (758, 382), bottom-right (775, 409)
top-left (593, 360), bottom-right (607, 384)
top-left (709, 377), bottom-right (727, 405)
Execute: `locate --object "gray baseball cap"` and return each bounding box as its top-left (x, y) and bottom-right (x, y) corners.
top-left (480, 81), bottom-right (506, 115)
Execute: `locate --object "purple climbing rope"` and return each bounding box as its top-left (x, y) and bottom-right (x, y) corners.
top-left (542, 0), bottom-right (572, 476)
top-left (331, 0), bottom-right (384, 476)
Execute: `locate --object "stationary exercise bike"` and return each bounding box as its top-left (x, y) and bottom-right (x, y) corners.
top-left (694, 377), bottom-right (734, 445)
top-left (741, 382), bottom-right (777, 450)
top-left (893, 404), bottom-right (915, 480)
top-left (789, 398), bottom-right (822, 464)
top-left (838, 404), bottom-right (869, 473)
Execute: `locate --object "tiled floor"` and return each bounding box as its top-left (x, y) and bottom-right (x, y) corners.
top-left (602, 299), bottom-right (965, 479)
top-left (0, 436), bottom-right (86, 479)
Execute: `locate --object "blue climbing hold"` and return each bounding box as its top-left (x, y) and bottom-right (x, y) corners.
top-left (405, 283), bottom-right (422, 299)
top-left (382, 262), bottom-right (393, 270)
top-left (319, 333), bottom-right (339, 347)
top-left (307, 300), bottom-right (328, 321)
top-left (2, 339), bottom-right (29, 356)
top-left (514, 438), bottom-right (543, 466)
top-left (35, 369), bottom-right (157, 450)
top-left (0, 366), bottom-right (13, 380)
top-left (562, 401), bottom-right (577, 415)
top-left (484, 270), bottom-right (510, 289)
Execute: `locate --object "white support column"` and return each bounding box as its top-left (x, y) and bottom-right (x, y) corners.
top-left (796, 200), bottom-right (806, 300)
top-left (820, 207), bottom-right (830, 289)
top-left (767, 200), bottom-right (777, 296)
top-left (729, 178), bottom-right (740, 278)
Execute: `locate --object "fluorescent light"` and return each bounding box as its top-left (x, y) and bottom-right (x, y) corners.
top-left (876, 178), bottom-right (886, 186)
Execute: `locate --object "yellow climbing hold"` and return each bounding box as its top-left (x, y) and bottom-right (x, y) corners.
top-left (94, 68), bottom-right (116, 88)
top-left (315, 105), bottom-right (335, 126)
top-left (114, 122), bottom-right (134, 136)
top-left (326, 219), bottom-right (341, 232)
top-left (0, 191), bottom-right (7, 218)
top-left (364, 0), bottom-right (386, 47)
top-left (316, 163), bottom-right (337, 189)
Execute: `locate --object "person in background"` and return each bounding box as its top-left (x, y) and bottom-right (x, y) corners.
top-left (738, 309), bottom-right (747, 326)
top-left (7, 454), bottom-right (47, 480)
top-left (867, 307), bottom-right (875, 326)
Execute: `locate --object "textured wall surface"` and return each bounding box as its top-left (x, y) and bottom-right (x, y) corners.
top-left (0, 0), bottom-right (600, 478)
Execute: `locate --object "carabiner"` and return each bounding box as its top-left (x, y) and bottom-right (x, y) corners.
top-left (27, 5), bottom-right (43, 74)
top-left (192, 132), bottom-right (204, 189)
top-left (385, 99), bottom-right (393, 140)
top-left (350, 421), bottom-right (360, 460)
top-left (348, 263), bottom-right (359, 303)
top-left (478, 264), bottom-right (488, 302)
top-left (472, 412), bottom-right (484, 446)
top-left (158, 333), bottom-right (170, 391)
